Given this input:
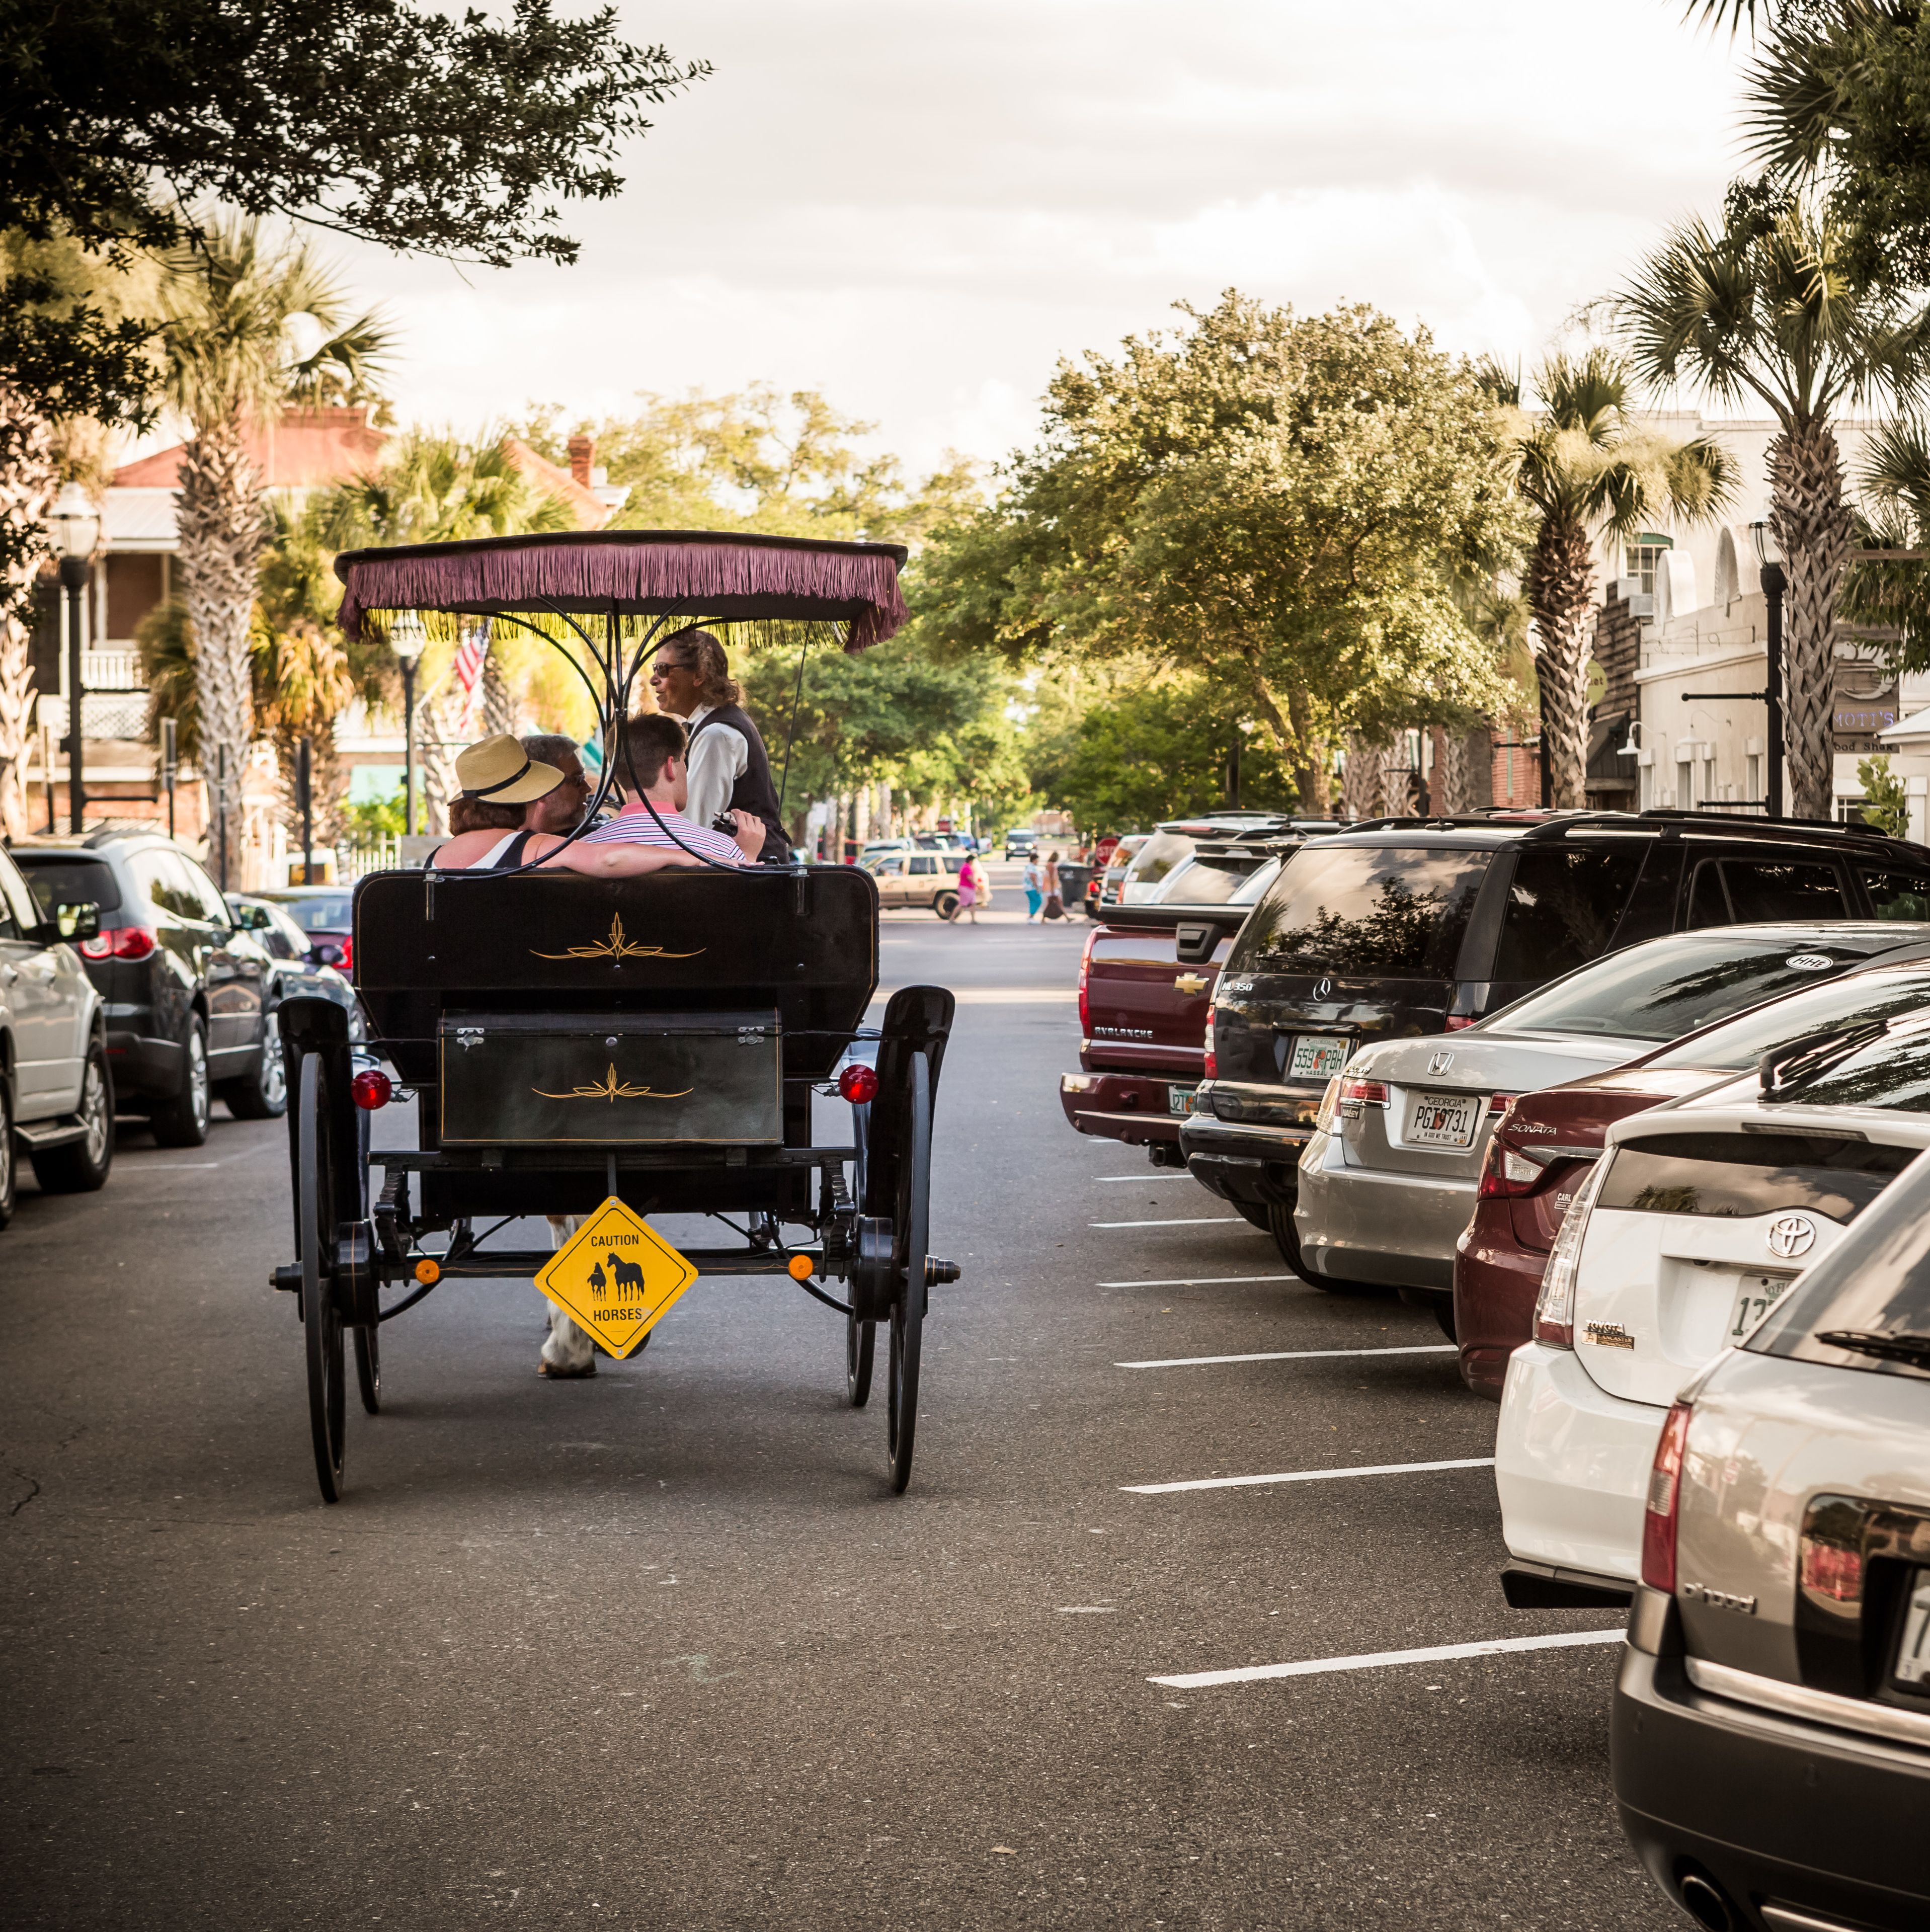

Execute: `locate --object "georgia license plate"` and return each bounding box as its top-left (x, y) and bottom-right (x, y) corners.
top-left (1168, 1084), bottom-right (1198, 1116)
top-left (1893, 1571), bottom-right (1930, 1689)
top-left (1289, 1033), bottom-right (1350, 1079)
top-left (1408, 1091), bottom-right (1480, 1148)
top-left (1728, 1270), bottom-right (1797, 1342)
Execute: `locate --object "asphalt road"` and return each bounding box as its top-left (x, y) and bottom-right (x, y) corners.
top-left (2, 872), bottom-right (1674, 1930)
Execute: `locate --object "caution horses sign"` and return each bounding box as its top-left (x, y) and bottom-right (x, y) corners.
top-left (536, 1199), bottom-right (699, 1358)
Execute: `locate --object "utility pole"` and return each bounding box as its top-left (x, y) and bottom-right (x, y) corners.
top-left (162, 718), bottom-right (178, 840)
top-left (297, 737), bottom-right (314, 883)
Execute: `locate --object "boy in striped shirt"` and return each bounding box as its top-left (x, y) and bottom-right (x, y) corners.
top-left (536, 711), bottom-right (764, 873)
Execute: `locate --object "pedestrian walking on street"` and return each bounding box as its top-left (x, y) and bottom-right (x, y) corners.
top-left (955, 852), bottom-right (983, 924)
top-left (1022, 853), bottom-right (1043, 921)
top-left (1042, 850), bottom-right (1064, 920)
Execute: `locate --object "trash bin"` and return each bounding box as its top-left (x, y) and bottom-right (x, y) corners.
top-left (1057, 862), bottom-right (1093, 912)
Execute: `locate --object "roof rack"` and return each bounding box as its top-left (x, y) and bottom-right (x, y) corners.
top-left (1337, 807), bottom-right (1914, 850)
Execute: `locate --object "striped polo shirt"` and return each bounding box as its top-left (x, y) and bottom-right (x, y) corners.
top-left (578, 800), bottom-right (745, 865)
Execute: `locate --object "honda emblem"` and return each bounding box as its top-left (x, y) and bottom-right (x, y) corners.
top-left (1427, 1050), bottom-right (1454, 1076)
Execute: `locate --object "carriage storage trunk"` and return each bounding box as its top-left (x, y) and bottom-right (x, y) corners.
top-left (439, 1010), bottom-right (782, 1147)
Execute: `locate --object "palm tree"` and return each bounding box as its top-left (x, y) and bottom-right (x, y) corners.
top-left (158, 217), bottom-right (387, 873)
top-left (1621, 190), bottom-right (1930, 818)
top-left (1479, 350), bottom-right (1735, 808)
top-left (311, 431), bottom-right (574, 827)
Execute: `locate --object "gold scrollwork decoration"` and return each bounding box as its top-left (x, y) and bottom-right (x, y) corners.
top-left (533, 1063), bottom-right (695, 1103)
top-left (531, 914), bottom-right (704, 962)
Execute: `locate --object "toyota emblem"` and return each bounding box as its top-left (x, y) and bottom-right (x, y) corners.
top-left (1767, 1212), bottom-right (1817, 1261)
top-left (1314, 977), bottom-right (1332, 1000)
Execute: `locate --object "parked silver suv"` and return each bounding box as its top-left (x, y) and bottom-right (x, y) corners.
top-left (1613, 1145), bottom-right (1930, 1931)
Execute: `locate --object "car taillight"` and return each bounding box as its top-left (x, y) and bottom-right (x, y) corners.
top-left (1336, 1076), bottom-right (1387, 1119)
top-left (1203, 1005), bottom-right (1217, 1079)
top-left (337, 936), bottom-right (353, 972)
top-left (1641, 1399), bottom-right (1695, 1594)
top-left (1314, 1073), bottom-right (1342, 1132)
top-left (1800, 1541), bottom-right (1864, 1605)
top-left (1487, 1092), bottom-right (1516, 1115)
top-left (1531, 1152), bottom-right (1610, 1346)
top-left (1444, 1014), bottom-right (1477, 1031)
top-left (91, 925), bottom-right (157, 960)
top-left (1078, 926), bottom-right (1097, 1034)
top-left (837, 1063), bottom-right (879, 1104)
top-left (1477, 1137), bottom-right (1546, 1199)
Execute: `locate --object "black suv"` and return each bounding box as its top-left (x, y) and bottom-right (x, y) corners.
top-left (1180, 810), bottom-right (1930, 1227)
top-left (14, 832), bottom-right (278, 1145)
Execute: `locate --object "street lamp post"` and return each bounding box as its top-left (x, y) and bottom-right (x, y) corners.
top-left (1752, 522), bottom-right (1786, 820)
top-left (389, 611), bottom-right (427, 836)
top-left (48, 484), bottom-right (100, 835)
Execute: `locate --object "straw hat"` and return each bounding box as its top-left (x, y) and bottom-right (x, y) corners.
top-left (455, 734), bottom-right (564, 805)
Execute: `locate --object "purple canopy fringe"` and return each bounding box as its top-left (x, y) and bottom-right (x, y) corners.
top-left (333, 528), bottom-right (909, 651)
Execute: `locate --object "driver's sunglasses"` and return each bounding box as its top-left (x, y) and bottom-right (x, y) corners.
top-left (649, 658), bottom-right (687, 682)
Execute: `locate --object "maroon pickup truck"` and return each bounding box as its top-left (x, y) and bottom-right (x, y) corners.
top-left (1059, 828), bottom-right (1337, 1169)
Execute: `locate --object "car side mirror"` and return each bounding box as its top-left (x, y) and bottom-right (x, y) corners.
top-left (55, 901), bottom-right (101, 943)
top-left (231, 904), bottom-right (269, 930)
top-left (314, 942), bottom-right (343, 965)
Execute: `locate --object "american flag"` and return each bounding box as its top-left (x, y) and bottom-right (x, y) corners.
top-left (453, 620), bottom-right (491, 732)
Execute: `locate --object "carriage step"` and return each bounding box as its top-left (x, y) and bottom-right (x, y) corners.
top-left (925, 1257), bottom-right (961, 1286)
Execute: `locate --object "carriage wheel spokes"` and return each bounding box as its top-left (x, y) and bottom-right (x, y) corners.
top-left (846, 1312), bottom-right (875, 1407)
top-left (886, 1052), bottom-right (931, 1494)
top-left (354, 1324), bottom-right (381, 1414)
top-left (298, 1052), bottom-right (348, 1501)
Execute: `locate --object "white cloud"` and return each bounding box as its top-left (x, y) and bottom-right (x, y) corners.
top-left (316, 0), bottom-right (1752, 472)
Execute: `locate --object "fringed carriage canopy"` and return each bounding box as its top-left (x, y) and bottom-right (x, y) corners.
top-left (333, 528), bottom-right (910, 653)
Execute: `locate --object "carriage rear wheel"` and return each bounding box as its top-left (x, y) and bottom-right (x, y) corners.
top-left (886, 1051), bottom-right (932, 1494)
top-left (354, 1324), bottom-right (381, 1413)
top-left (298, 1053), bottom-right (347, 1501)
top-left (846, 1313), bottom-right (875, 1407)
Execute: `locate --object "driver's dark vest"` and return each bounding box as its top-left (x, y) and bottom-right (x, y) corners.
top-left (687, 703), bottom-right (791, 864)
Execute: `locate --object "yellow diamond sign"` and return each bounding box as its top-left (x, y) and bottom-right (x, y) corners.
top-left (536, 1197), bottom-right (698, 1359)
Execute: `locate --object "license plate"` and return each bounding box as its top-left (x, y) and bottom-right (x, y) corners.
top-left (1408, 1091), bottom-right (1480, 1148)
top-left (1168, 1084), bottom-right (1198, 1116)
top-left (1289, 1033), bottom-right (1350, 1079)
top-left (1728, 1270), bottom-right (1797, 1342)
top-left (1894, 1571), bottom-right (1930, 1689)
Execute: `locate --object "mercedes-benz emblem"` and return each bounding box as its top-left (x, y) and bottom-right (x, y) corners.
top-left (1767, 1212), bottom-right (1817, 1260)
top-left (1427, 1050), bottom-right (1454, 1076)
top-left (1314, 977), bottom-right (1332, 1000)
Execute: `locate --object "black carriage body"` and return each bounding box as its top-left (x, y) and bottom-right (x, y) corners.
top-left (354, 865), bottom-right (878, 1221)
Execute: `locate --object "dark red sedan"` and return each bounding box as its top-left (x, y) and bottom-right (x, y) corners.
top-left (1454, 946), bottom-right (1930, 1398)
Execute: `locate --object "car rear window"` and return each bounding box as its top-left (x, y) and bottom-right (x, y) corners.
top-left (1598, 1132), bottom-right (1915, 1225)
top-left (264, 893), bottom-right (353, 931)
top-left (13, 854), bottom-right (124, 914)
top-left (1153, 851), bottom-right (1269, 906)
top-left (1124, 830), bottom-right (1196, 895)
top-left (1491, 845), bottom-right (1648, 981)
top-left (1647, 971), bottom-right (1930, 1072)
top-left (1770, 1019), bottom-right (1930, 1113)
top-left (1747, 1152), bottom-right (1930, 1382)
top-left (1230, 845), bottom-right (1489, 977)
top-left (1486, 933), bottom-right (1871, 1043)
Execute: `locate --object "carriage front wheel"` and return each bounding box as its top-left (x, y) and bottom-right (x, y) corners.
top-left (297, 1052), bottom-right (347, 1502)
top-left (886, 1051), bottom-right (932, 1494)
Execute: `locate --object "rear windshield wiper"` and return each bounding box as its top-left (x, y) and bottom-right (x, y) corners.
top-left (1815, 1329), bottom-right (1930, 1371)
top-left (1759, 1020), bottom-right (1889, 1101)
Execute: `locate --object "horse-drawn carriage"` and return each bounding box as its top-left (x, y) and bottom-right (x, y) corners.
top-left (272, 529), bottom-right (958, 1501)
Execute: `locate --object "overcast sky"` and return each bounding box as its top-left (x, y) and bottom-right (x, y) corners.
top-left (330, 1), bottom-right (1751, 478)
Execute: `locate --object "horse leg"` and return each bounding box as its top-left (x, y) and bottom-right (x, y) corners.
top-left (540, 1215), bottom-right (597, 1375)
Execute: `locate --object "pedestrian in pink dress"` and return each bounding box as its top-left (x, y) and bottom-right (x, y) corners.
top-left (955, 852), bottom-right (982, 924)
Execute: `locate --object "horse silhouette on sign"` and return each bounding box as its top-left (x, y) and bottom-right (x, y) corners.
top-left (585, 1252), bottom-right (647, 1303)
top-left (588, 1261), bottom-right (607, 1296)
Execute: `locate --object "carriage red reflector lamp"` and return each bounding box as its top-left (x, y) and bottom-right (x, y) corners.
top-left (351, 1069), bottom-right (393, 1110)
top-left (838, 1063), bottom-right (878, 1105)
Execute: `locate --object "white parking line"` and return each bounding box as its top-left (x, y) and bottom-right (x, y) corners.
top-left (1149, 1627), bottom-right (1625, 1689)
top-left (1123, 1456), bottom-right (1495, 1495)
top-left (1098, 1273), bottom-right (1300, 1289)
top-left (1094, 1173), bottom-right (1196, 1183)
top-left (1117, 1343), bottom-right (1459, 1369)
top-left (1089, 1217), bottom-right (1250, 1229)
